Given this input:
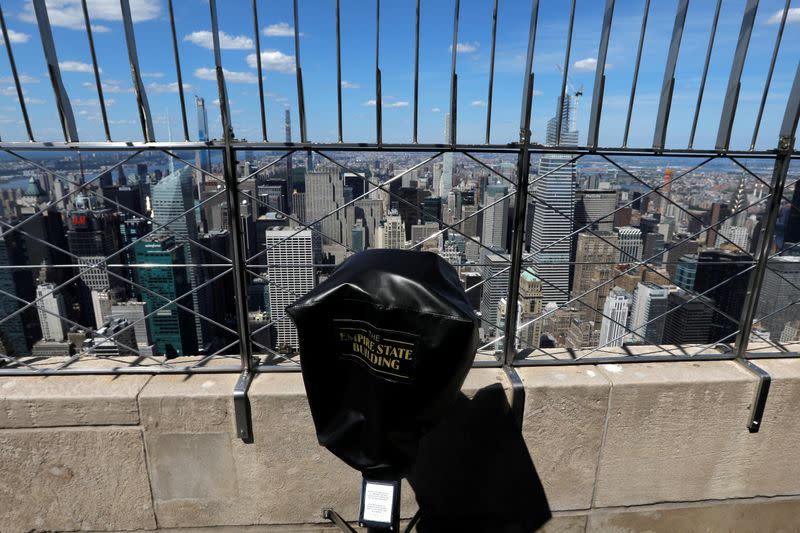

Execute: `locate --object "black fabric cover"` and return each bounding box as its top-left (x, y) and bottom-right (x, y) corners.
top-left (286, 249), bottom-right (479, 477)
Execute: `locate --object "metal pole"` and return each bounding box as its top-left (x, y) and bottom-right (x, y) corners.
top-left (81, 0), bottom-right (110, 142)
top-left (503, 0), bottom-right (539, 366)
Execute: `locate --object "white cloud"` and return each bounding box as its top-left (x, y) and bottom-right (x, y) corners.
top-left (141, 72), bottom-right (164, 78)
top-left (19, 0), bottom-right (160, 31)
top-left (81, 79), bottom-right (132, 93)
top-left (573, 57), bottom-right (597, 71)
top-left (194, 67), bottom-right (257, 84)
top-left (0, 74), bottom-right (39, 84)
top-left (431, 107), bottom-right (441, 113)
top-left (471, 100), bottom-right (486, 107)
top-left (26, 97), bottom-right (45, 105)
top-left (262, 22), bottom-right (301, 37)
top-left (245, 50), bottom-right (295, 73)
top-left (184, 30), bottom-right (254, 50)
top-left (146, 81), bottom-right (191, 93)
top-left (341, 80), bottom-right (360, 89)
top-left (74, 97), bottom-right (115, 107)
top-left (59, 60), bottom-right (96, 73)
top-left (363, 99), bottom-right (408, 108)
top-left (449, 41), bottom-right (478, 54)
top-left (533, 89), bottom-right (543, 96)
top-left (0, 29), bottom-right (30, 44)
top-left (767, 7), bottom-right (800, 24)
top-left (0, 86), bottom-right (16, 96)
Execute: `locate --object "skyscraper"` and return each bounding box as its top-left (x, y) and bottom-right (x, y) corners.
top-left (481, 184), bottom-right (509, 252)
top-left (36, 282), bottom-right (67, 342)
top-left (598, 287), bottom-right (632, 348)
top-left (480, 253), bottom-right (510, 338)
top-left (616, 226), bottom-right (643, 263)
top-left (571, 231), bottom-right (620, 324)
top-left (0, 232), bottom-right (32, 356)
top-left (663, 290), bottom-right (714, 344)
top-left (530, 93), bottom-right (579, 305)
top-left (305, 167), bottom-right (353, 253)
top-left (440, 113), bottom-right (453, 199)
top-left (518, 269), bottom-right (543, 351)
top-left (195, 96), bottom-right (211, 173)
top-left (134, 236), bottom-right (195, 358)
top-left (627, 282), bottom-right (669, 345)
top-left (757, 256), bottom-right (800, 341)
top-left (265, 228), bottom-right (316, 350)
top-left (694, 249), bottom-right (752, 343)
top-left (379, 210), bottom-right (406, 249)
top-left (152, 166), bottom-right (207, 349)
top-left (574, 189), bottom-right (616, 233)
top-left (285, 108), bottom-right (294, 203)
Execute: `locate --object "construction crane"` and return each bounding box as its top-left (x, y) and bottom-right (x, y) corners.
top-left (555, 64), bottom-right (583, 132)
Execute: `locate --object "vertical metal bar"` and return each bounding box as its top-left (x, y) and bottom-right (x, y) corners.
top-left (0, 4), bottom-right (33, 141)
top-left (716, 0), bottom-right (759, 151)
top-left (119, 0), bottom-right (155, 142)
top-left (32, 0), bottom-right (79, 142)
top-left (555, 0), bottom-right (576, 147)
top-left (80, 0), bottom-right (110, 142)
top-left (375, 0), bottom-right (382, 145)
top-left (449, 0), bottom-right (460, 146)
top-left (750, 0), bottom-right (789, 151)
top-left (336, 0), bottom-right (343, 143)
top-left (688, 0), bottom-right (722, 149)
top-left (252, 0), bottom-right (268, 142)
top-left (485, 0), bottom-right (499, 145)
top-left (292, 0), bottom-right (307, 143)
top-left (622, 0), bottom-right (650, 148)
top-left (587, 0), bottom-right (615, 148)
top-left (167, 0), bottom-right (189, 141)
top-left (504, 0), bottom-right (539, 367)
top-left (652, 0), bottom-right (688, 150)
top-left (413, 0), bottom-right (420, 144)
top-left (734, 59), bottom-right (800, 361)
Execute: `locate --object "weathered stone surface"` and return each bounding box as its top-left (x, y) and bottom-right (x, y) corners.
top-left (593, 361), bottom-right (758, 507)
top-left (518, 365), bottom-right (611, 511)
top-left (538, 513), bottom-right (587, 532)
top-left (0, 426), bottom-right (155, 533)
top-left (586, 497), bottom-right (800, 532)
top-left (0, 374), bottom-right (150, 428)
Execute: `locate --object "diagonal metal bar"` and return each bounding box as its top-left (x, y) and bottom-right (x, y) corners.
top-left (688, 0), bottom-right (722, 149)
top-left (32, 0), bottom-right (78, 142)
top-left (449, 0), bottom-right (460, 146)
top-left (653, 0), bottom-right (688, 150)
top-left (716, 0), bottom-right (759, 151)
top-left (586, 0), bottom-right (615, 148)
top-left (485, 0), bottom-right (499, 145)
top-left (293, 0), bottom-right (307, 142)
top-left (555, 0), bottom-right (576, 146)
top-left (252, 0), bottom-right (268, 142)
top-left (209, 0), bottom-right (232, 138)
top-left (167, 0), bottom-right (189, 141)
top-left (0, 4), bottom-right (33, 141)
top-left (81, 0), bottom-right (110, 141)
top-left (623, 0), bottom-right (650, 148)
top-left (120, 0), bottom-right (155, 143)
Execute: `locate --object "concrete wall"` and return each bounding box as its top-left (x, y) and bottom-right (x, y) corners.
top-left (2, 359), bottom-right (800, 532)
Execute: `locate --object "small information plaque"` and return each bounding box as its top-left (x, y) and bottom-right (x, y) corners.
top-left (359, 478), bottom-right (400, 530)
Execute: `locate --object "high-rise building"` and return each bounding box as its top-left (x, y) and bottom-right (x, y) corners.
top-left (351, 220), bottom-right (365, 252)
top-left (627, 282), bottom-right (669, 345)
top-left (480, 253), bottom-right (510, 338)
top-left (518, 269), bottom-right (543, 351)
top-left (664, 235), bottom-right (700, 280)
top-left (305, 167), bottom-right (353, 251)
top-left (616, 226), bottom-right (643, 263)
top-left (481, 184), bottom-right (509, 253)
top-left (716, 225), bottom-right (750, 250)
top-left (571, 232), bottom-right (619, 324)
top-left (598, 287), bottom-right (632, 348)
top-left (694, 249), bottom-right (752, 343)
top-left (284, 108), bottom-right (294, 201)
top-left (0, 230), bottom-right (37, 356)
top-left (265, 228), bottom-right (316, 350)
top-left (134, 236), bottom-right (196, 358)
top-left (195, 96), bottom-right (211, 173)
top-left (757, 256), bottom-right (800, 341)
top-left (110, 301), bottom-right (153, 356)
top-left (460, 204), bottom-right (480, 238)
top-left (566, 318), bottom-right (599, 350)
top-left (663, 290), bottom-right (714, 344)
top-left (574, 189), bottom-right (616, 233)
top-left (673, 254), bottom-right (698, 290)
top-left (530, 93), bottom-right (578, 305)
top-left (36, 282), bottom-right (67, 342)
top-left (378, 209), bottom-right (406, 250)
top-left (440, 113), bottom-right (453, 199)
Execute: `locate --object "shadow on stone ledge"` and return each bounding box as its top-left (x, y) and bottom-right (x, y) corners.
top-left (408, 382), bottom-right (551, 532)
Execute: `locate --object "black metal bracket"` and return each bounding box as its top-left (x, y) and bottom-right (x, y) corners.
top-left (323, 509), bottom-right (358, 532)
top-left (735, 357), bottom-right (771, 433)
top-left (233, 367), bottom-right (255, 442)
top-left (502, 365), bottom-right (526, 431)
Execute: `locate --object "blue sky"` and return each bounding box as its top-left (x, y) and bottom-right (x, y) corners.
top-left (0, 0), bottom-right (797, 150)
